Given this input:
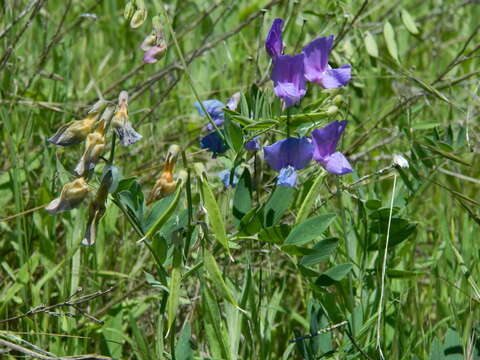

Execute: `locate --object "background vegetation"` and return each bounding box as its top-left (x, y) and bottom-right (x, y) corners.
top-left (1, 0), bottom-right (479, 359)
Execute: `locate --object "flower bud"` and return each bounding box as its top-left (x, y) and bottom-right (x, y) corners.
top-left (88, 99), bottom-right (110, 115)
top-left (333, 95), bottom-right (344, 106)
top-left (112, 91), bottom-right (142, 147)
top-left (393, 154), bottom-right (409, 168)
top-left (326, 105), bottom-right (339, 115)
top-left (45, 177), bottom-right (89, 215)
top-left (130, 8), bottom-right (147, 28)
top-left (152, 15), bottom-right (162, 32)
top-left (124, 1), bottom-right (135, 21)
top-left (47, 113), bottom-right (98, 147)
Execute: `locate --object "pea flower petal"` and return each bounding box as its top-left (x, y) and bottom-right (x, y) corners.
top-left (143, 45), bottom-right (166, 64)
top-left (47, 114), bottom-right (97, 147)
top-left (112, 91), bottom-right (142, 147)
top-left (200, 132), bottom-right (227, 158)
top-left (302, 36), bottom-right (351, 88)
top-left (218, 170), bottom-right (239, 188)
top-left (266, 18), bottom-right (284, 58)
top-left (311, 120), bottom-right (352, 175)
top-left (226, 92), bottom-right (241, 111)
top-left (195, 99), bottom-right (225, 120)
top-left (271, 54), bottom-right (307, 108)
top-left (264, 137), bottom-right (313, 172)
top-left (277, 166), bottom-right (297, 187)
top-left (245, 137), bottom-right (260, 152)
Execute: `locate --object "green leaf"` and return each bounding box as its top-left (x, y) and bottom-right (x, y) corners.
top-left (401, 9), bottom-right (419, 35)
top-left (284, 214), bottom-right (336, 246)
top-left (195, 166), bottom-right (230, 254)
top-left (204, 250), bottom-right (237, 306)
top-left (411, 122), bottom-right (441, 130)
top-left (202, 284), bottom-right (231, 360)
top-left (387, 269), bottom-right (423, 278)
top-left (140, 181), bottom-right (183, 242)
top-left (364, 31), bottom-right (379, 58)
top-left (233, 169), bottom-right (252, 226)
top-left (300, 238), bottom-right (339, 266)
top-left (315, 263), bottom-right (353, 286)
top-left (167, 266), bottom-right (182, 331)
top-left (296, 170), bottom-right (326, 225)
top-left (175, 322), bottom-right (193, 360)
top-left (263, 186), bottom-right (296, 227)
top-left (383, 21), bottom-right (399, 62)
top-left (281, 245), bottom-right (316, 256)
top-left (224, 113), bottom-right (244, 152)
top-left (258, 224), bottom-right (290, 244)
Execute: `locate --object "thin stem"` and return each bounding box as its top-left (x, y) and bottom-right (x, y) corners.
top-left (159, 4), bottom-right (225, 142)
top-left (376, 174), bottom-right (397, 359)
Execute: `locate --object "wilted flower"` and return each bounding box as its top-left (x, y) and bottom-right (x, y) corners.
top-left (266, 18), bottom-right (284, 59)
top-left (311, 120), bottom-right (352, 175)
top-left (83, 167), bottom-right (115, 246)
top-left (245, 136), bottom-right (260, 152)
top-left (47, 101), bottom-right (108, 147)
top-left (302, 36), bottom-right (351, 88)
top-left (45, 177), bottom-right (89, 215)
top-left (75, 119), bottom-right (107, 176)
top-left (147, 144), bottom-right (180, 205)
top-left (264, 137), bottom-right (313, 187)
top-left (47, 114), bottom-right (98, 147)
top-left (271, 54), bottom-right (307, 108)
top-left (277, 166), bottom-right (297, 187)
top-left (200, 131), bottom-right (227, 158)
top-left (111, 91), bottom-right (142, 147)
top-left (218, 170), bottom-right (239, 188)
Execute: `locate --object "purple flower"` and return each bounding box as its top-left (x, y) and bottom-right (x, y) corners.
top-left (195, 99), bottom-right (226, 131)
top-left (266, 18), bottom-right (284, 58)
top-left (143, 45), bottom-right (166, 64)
top-left (311, 120), bottom-right (353, 175)
top-left (302, 36), bottom-right (351, 88)
top-left (200, 132), bottom-right (227, 158)
top-left (195, 99), bottom-right (225, 120)
top-left (277, 166), bottom-right (297, 187)
top-left (264, 137), bottom-right (313, 172)
top-left (218, 170), bottom-right (239, 188)
top-left (245, 136), bottom-right (260, 152)
top-left (271, 54), bottom-right (307, 108)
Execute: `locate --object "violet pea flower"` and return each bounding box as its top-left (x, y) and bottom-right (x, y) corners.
top-left (277, 166), bottom-right (297, 187)
top-left (271, 54), bottom-right (307, 108)
top-left (302, 36), bottom-right (351, 89)
top-left (200, 131), bottom-right (227, 158)
top-left (195, 99), bottom-right (226, 131)
top-left (264, 137), bottom-right (313, 187)
top-left (311, 120), bottom-right (353, 175)
top-left (266, 18), bottom-right (284, 59)
top-left (218, 170), bottom-right (239, 188)
top-left (244, 136), bottom-right (260, 152)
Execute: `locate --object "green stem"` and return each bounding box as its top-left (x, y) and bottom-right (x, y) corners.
top-left (159, 4), bottom-right (225, 142)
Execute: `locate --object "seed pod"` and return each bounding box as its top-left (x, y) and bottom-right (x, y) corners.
top-left (124, 1), bottom-right (135, 21)
top-left (45, 177), bottom-right (89, 215)
top-left (111, 91), bottom-right (142, 147)
top-left (130, 8), bottom-right (147, 28)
